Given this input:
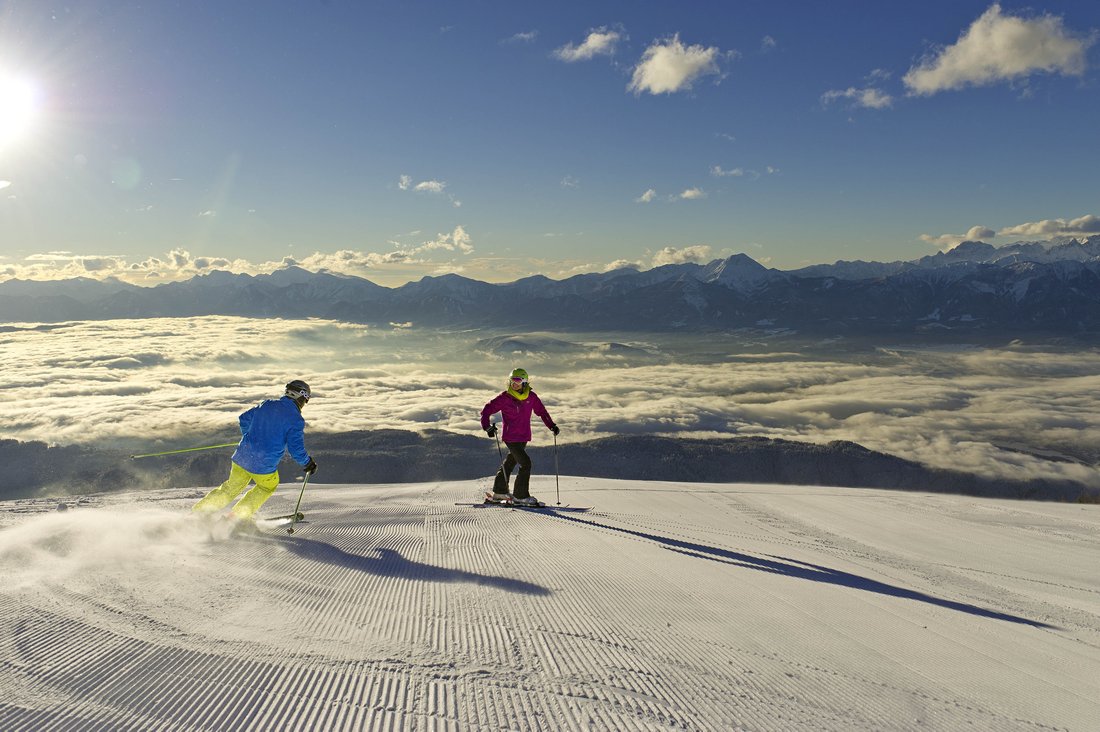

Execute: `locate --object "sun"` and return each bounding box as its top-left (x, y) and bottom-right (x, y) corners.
top-left (0, 72), bottom-right (39, 151)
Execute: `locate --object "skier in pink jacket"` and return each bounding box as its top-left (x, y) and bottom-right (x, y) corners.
top-left (480, 367), bottom-right (559, 505)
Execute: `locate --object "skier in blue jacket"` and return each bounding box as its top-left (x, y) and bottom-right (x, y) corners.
top-left (193, 380), bottom-right (318, 521)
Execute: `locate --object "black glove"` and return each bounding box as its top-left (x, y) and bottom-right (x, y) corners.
top-left (303, 458), bottom-right (318, 475)
top-left (550, 424), bottom-right (560, 436)
top-left (485, 424), bottom-right (497, 438)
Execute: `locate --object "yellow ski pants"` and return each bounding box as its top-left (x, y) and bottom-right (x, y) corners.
top-left (192, 462), bottom-right (280, 520)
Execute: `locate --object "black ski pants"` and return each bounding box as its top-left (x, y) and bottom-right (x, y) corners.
top-left (493, 441), bottom-right (532, 498)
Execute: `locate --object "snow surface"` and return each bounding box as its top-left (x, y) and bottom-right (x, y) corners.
top-left (1, 477), bottom-right (1098, 731)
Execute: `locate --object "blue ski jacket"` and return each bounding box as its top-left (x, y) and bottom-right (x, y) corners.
top-left (231, 396), bottom-right (311, 475)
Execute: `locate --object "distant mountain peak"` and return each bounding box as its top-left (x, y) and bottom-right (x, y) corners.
top-left (262, 265), bottom-right (317, 284)
top-left (699, 253), bottom-right (779, 291)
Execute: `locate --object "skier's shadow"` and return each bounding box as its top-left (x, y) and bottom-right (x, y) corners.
top-left (273, 538), bottom-right (550, 597)
top-left (542, 512), bottom-right (1057, 629)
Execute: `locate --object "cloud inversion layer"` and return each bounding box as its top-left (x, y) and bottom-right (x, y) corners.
top-left (5, 317), bottom-right (1100, 489)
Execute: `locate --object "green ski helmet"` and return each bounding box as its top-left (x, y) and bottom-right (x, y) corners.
top-left (508, 368), bottom-right (529, 389)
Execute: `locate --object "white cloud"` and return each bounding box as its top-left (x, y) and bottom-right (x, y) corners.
top-left (420, 225), bottom-right (473, 254)
top-left (821, 86), bottom-right (894, 110)
top-left (397, 175), bottom-right (446, 194)
top-left (296, 226), bottom-right (474, 273)
top-left (628, 35), bottom-right (724, 95)
top-left (711, 165), bottom-right (763, 179)
top-left (635, 188), bottom-right (657, 203)
top-left (399, 175), bottom-right (454, 203)
top-left (560, 176), bottom-right (579, 189)
top-left (679, 187), bottom-right (706, 200)
top-left (998, 214), bottom-right (1100, 238)
top-left (904, 3), bottom-right (1093, 95)
top-left (761, 36), bottom-right (776, 52)
top-left (79, 257), bottom-right (115, 272)
top-left (505, 31), bottom-right (538, 44)
top-left (193, 256), bottom-right (231, 269)
top-left (0, 224), bottom-right (477, 286)
top-left (651, 245), bottom-right (712, 266)
top-left (553, 28), bottom-right (622, 62)
top-left (604, 259), bottom-right (642, 272)
top-left (25, 251), bottom-right (78, 262)
top-left (919, 225), bottom-right (997, 250)
top-left (12, 248), bottom-right (258, 282)
top-left (414, 180), bottom-right (446, 193)
top-left (294, 249), bottom-right (410, 270)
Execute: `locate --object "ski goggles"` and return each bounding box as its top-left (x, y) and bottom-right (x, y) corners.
top-left (287, 388), bottom-right (311, 401)
top-left (509, 376), bottom-right (528, 388)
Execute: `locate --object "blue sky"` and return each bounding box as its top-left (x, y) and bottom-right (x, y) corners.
top-left (0, 1), bottom-right (1097, 286)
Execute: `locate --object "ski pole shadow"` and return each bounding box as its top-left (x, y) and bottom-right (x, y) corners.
top-left (541, 512), bottom-right (1057, 629)
top-left (272, 537), bottom-right (550, 597)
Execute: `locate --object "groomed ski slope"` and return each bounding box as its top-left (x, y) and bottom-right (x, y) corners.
top-left (0, 477), bottom-right (1097, 731)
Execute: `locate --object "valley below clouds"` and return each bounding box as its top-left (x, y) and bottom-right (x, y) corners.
top-left (6, 315), bottom-right (1100, 490)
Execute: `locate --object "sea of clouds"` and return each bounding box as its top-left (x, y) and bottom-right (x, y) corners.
top-left (5, 316), bottom-right (1100, 487)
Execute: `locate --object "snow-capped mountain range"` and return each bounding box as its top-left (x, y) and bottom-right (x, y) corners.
top-left (3, 237), bottom-right (1100, 334)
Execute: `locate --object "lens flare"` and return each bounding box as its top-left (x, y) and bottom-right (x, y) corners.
top-left (0, 74), bottom-right (39, 150)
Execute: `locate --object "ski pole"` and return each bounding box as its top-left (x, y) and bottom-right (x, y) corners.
top-left (129, 442), bottom-right (238, 459)
top-left (489, 424), bottom-right (507, 496)
top-left (554, 432), bottom-right (561, 505)
top-left (289, 471), bottom-right (310, 523)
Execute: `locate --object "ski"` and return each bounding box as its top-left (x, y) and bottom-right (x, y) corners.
top-left (454, 501), bottom-right (593, 513)
top-left (256, 512), bottom-right (308, 534)
top-left (262, 512), bottom-right (306, 522)
top-left (512, 503), bottom-right (592, 512)
top-left (198, 511), bottom-right (308, 540)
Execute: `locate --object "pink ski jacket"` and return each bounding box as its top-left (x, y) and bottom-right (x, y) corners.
top-left (480, 390), bottom-right (556, 443)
